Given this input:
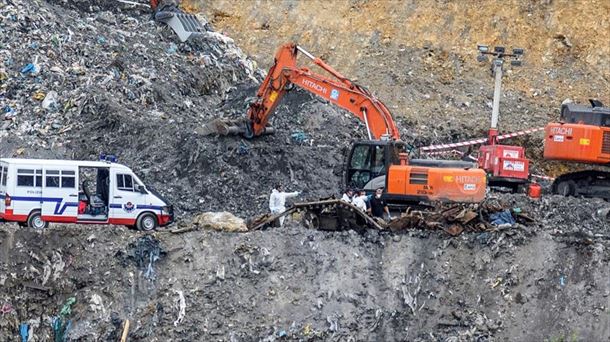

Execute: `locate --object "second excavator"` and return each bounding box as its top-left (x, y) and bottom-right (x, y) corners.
top-left (544, 100), bottom-right (610, 200)
top-left (206, 43), bottom-right (487, 205)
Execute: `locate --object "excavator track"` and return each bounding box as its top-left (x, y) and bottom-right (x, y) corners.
top-left (247, 199), bottom-right (384, 232)
top-left (552, 170), bottom-right (610, 200)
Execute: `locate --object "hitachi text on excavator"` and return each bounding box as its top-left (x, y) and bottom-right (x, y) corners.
top-left (205, 43), bottom-right (487, 205)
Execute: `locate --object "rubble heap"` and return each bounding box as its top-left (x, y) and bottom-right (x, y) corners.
top-left (0, 1), bottom-right (608, 341)
top-left (1, 0), bottom-right (367, 218)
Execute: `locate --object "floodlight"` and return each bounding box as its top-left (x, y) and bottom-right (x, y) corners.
top-left (512, 48), bottom-right (524, 55)
top-left (494, 46), bottom-right (505, 54)
top-left (510, 60), bottom-right (522, 67)
top-left (477, 55), bottom-right (488, 62)
top-left (477, 44), bottom-right (489, 53)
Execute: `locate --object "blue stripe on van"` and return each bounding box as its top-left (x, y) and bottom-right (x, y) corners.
top-left (137, 205), bottom-right (163, 210)
top-left (109, 204), bottom-right (162, 210)
top-left (8, 196), bottom-right (78, 215)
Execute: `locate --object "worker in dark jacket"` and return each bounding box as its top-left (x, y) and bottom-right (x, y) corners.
top-left (368, 188), bottom-right (391, 220)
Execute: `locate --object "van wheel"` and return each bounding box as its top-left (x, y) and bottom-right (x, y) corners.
top-left (28, 211), bottom-right (48, 230)
top-left (137, 213), bottom-right (158, 231)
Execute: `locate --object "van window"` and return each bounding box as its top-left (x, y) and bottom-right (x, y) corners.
top-left (45, 170), bottom-right (75, 188)
top-left (46, 170), bottom-right (60, 188)
top-left (61, 170), bottom-right (75, 188)
top-left (17, 169), bottom-right (42, 187)
top-left (0, 166), bottom-right (6, 186)
top-left (116, 174), bottom-right (134, 191)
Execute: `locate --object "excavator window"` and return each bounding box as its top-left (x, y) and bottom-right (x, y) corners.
top-left (372, 146), bottom-right (386, 175)
top-left (346, 142), bottom-right (398, 190)
top-left (350, 145), bottom-right (372, 169)
top-left (347, 144), bottom-right (373, 190)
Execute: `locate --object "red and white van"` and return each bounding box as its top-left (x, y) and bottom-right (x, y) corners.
top-left (0, 157), bottom-right (173, 230)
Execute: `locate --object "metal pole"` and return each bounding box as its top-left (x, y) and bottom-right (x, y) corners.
top-left (362, 108), bottom-right (372, 140)
top-left (490, 62), bottom-right (503, 129)
top-left (296, 46), bottom-right (315, 60)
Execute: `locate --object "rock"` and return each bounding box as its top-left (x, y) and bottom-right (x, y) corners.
top-left (192, 212), bottom-right (248, 232)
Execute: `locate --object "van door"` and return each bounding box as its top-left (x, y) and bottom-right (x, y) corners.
top-left (12, 166), bottom-right (43, 220)
top-left (0, 163), bottom-right (8, 217)
top-left (109, 169), bottom-right (146, 225)
top-left (41, 167), bottom-right (78, 222)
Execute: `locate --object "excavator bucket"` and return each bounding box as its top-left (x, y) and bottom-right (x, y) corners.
top-left (199, 119), bottom-right (246, 136)
top-left (199, 118), bottom-right (275, 137)
top-left (155, 11), bottom-right (206, 42)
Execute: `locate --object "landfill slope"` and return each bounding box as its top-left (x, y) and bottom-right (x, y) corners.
top-left (0, 1), bottom-right (609, 341)
top-left (199, 0), bottom-right (610, 178)
top-left (0, 194), bottom-right (609, 341)
top-left (0, 0), bottom-right (367, 217)
top-left (200, 0), bottom-right (610, 132)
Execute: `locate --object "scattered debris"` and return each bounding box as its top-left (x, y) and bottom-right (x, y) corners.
top-left (191, 212), bottom-right (248, 232)
top-left (117, 235), bottom-right (166, 281)
top-left (173, 290), bottom-right (186, 326)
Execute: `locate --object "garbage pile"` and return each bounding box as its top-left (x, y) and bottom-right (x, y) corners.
top-left (386, 199), bottom-right (531, 236)
top-left (1, 197), bottom-right (608, 341)
top-left (1, 1), bottom-right (609, 341)
top-left (0, 0), bottom-right (368, 218)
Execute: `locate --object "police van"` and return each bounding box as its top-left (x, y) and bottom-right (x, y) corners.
top-left (0, 156), bottom-right (174, 230)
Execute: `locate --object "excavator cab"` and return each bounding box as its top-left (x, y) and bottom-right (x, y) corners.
top-left (345, 140), bottom-right (407, 191)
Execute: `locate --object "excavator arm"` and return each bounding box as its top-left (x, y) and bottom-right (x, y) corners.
top-left (243, 43), bottom-right (400, 140)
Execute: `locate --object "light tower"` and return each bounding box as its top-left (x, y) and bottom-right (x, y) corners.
top-left (476, 45), bottom-right (524, 144)
top-left (475, 44), bottom-right (530, 192)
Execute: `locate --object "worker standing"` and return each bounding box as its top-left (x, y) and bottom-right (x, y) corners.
top-left (352, 190), bottom-right (368, 212)
top-left (269, 184), bottom-right (300, 227)
top-left (369, 188), bottom-right (391, 220)
top-left (341, 189), bottom-right (354, 203)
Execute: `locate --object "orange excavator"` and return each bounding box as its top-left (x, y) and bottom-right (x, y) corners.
top-left (207, 43), bottom-right (487, 204)
top-left (544, 100), bottom-right (610, 200)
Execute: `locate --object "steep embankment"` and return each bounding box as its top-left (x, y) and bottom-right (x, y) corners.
top-left (197, 0), bottom-right (610, 176)
top-left (199, 0), bottom-right (609, 133)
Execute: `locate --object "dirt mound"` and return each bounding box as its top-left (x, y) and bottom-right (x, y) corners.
top-left (0, 0), bottom-right (364, 217)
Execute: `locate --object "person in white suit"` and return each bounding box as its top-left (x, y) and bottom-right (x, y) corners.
top-left (269, 184), bottom-right (300, 227)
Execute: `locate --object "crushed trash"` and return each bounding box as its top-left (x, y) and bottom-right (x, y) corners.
top-left (191, 212), bottom-right (248, 232)
top-left (489, 209), bottom-right (516, 226)
top-left (173, 290), bottom-right (186, 326)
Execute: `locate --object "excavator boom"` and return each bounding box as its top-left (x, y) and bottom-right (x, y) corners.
top-left (224, 43), bottom-right (400, 140)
